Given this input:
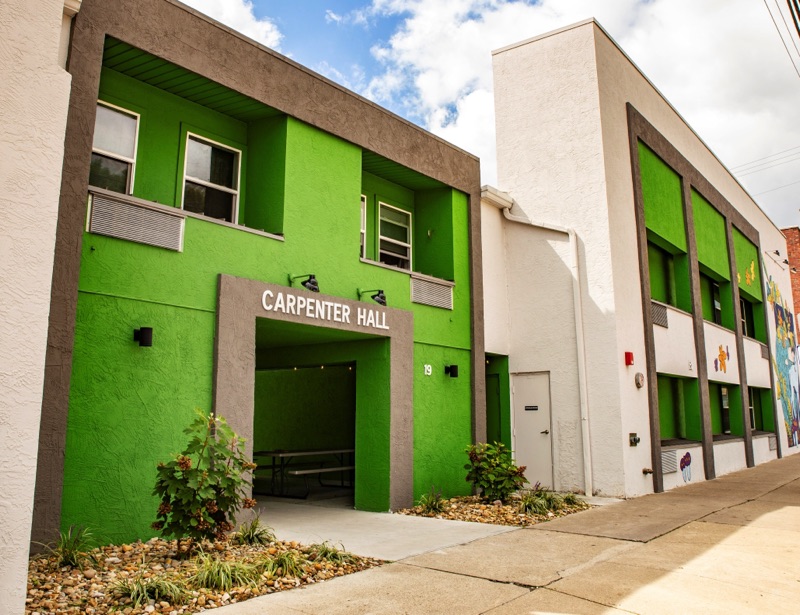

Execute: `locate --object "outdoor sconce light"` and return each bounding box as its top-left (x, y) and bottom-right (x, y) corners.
top-left (774, 250), bottom-right (781, 256)
top-left (288, 273), bottom-right (320, 292)
top-left (133, 327), bottom-right (153, 347)
top-left (444, 364), bottom-right (459, 378)
top-left (358, 288), bottom-right (387, 306)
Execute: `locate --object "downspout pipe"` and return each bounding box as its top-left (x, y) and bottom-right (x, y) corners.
top-left (481, 186), bottom-right (594, 496)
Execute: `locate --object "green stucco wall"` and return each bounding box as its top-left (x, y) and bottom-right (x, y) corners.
top-left (692, 190), bottom-right (729, 280)
top-left (733, 228), bottom-right (762, 303)
top-left (485, 355), bottom-right (512, 448)
top-left (63, 65), bottom-right (474, 541)
top-left (639, 142), bottom-right (686, 253)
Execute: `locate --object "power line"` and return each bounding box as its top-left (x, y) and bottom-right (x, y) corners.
top-left (788, 0), bottom-right (800, 40)
top-left (731, 143), bottom-right (800, 170)
top-left (763, 0), bottom-right (800, 78)
top-left (778, 0), bottom-right (800, 58)
top-left (736, 152), bottom-right (800, 176)
top-left (754, 177), bottom-right (800, 195)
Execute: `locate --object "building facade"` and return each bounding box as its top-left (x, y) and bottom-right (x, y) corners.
top-left (483, 20), bottom-right (797, 497)
top-left (33, 0), bottom-right (485, 546)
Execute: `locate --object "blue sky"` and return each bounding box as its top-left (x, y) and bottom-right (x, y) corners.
top-left (184, 0), bottom-right (800, 228)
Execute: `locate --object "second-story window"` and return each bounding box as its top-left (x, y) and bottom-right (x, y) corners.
top-left (360, 195), bottom-right (367, 258)
top-left (183, 134), bottom-right (240, 223)
top-left (90, 101), bottom-right (139, 194)
top-left (379, 202), bottom-right (411, 270)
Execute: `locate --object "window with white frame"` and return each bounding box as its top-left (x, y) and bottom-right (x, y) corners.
top-left (89, 101), bottom-right (139, 194)
top-left (379, 202), bottom-right (411, 270)
top-left (182, 134), bottom-right (240, 223)
top-left (360, 194), bottom-right (367, 258)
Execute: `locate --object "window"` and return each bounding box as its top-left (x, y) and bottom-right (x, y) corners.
top-left (648, 242), bottom-right (674, 305)
top-left (720, 386), bottom-right (731, 435)
top-left (748, 387), bottom-right (759, 431)
top-left (360, 194), bottom-right (367, 259)
top-left (182, 134), bottom-right (240, 223)
top-left (740, 297), bottom-right (755, 338)
top-left (379, 202), bottom-right (411, 270)
top-left (89, 101), bottom-right (139, 194)
top-left (700, 274), bottom-right (723, 325)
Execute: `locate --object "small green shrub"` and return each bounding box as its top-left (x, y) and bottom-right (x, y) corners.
top-left (232, 515), bottom-right (275, 546)
top-left (307, 542), bottom-right (357, 565)
top-left (152, 410), bottom-right (257, 548)
top-left (271, 550), bottom-right (305, 578)
top-left (37, 525), bottom-right (95, 568)
top-left (518, 491), bottom-right (549, 515)
top-left (563, 492), bottom-right (582, 506)
top-left (519, 485), bottom-right (585, 516)
top-left (111, 575), bottom-right (188, 607)
top-left (417, 485), bottom-right (446, 514)
top-left (189, 552), bottom-right (258, 590)
top-left (464, 442), bottom-right (528, 502)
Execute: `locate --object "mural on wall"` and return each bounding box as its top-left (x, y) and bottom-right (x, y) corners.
top-left (767, 276), bottom-right (800, 447)
top-left (714, 345), bottom-right (730, 373)
top-left (680, 452), bottom-right (692, 482)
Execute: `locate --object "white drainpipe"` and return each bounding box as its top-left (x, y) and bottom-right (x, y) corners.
top-left (482, 186), bottom-right (594, 496)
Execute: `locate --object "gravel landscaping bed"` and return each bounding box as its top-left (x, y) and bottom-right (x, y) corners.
top-left (397, 494), bottom-right (591, 526)
top-left (26, 536), bottom-right (381, 614)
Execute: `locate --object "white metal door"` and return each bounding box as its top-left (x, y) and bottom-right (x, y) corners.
top-left (512, 372), bottom-right (553, 489)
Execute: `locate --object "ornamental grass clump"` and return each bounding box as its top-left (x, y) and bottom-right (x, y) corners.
top-left (232, 514), bottom-right (275, 546)
top-left (110, 574), bottom-right (188, 607)
top-left (36, 525), bottom-right (96, 569)
top-left (464, 442), bottom-right (528, 502)
top-left (152, 409), bottom-right (258, 551)
top-left (190, 552), bottom-right (259, 591)
top-left (417, 485), bottom-right (446, 514)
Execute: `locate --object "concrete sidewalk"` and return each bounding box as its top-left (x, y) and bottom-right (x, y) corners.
top-left (218, 454), bottom-right (800, 614)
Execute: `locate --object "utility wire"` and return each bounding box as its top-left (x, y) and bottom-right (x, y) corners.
top-left (778, 0), bottom-right (800, 57)
top-left (731, 144), bottom-right (800, 170)
top-left (736, 152), bottom-right (800, 176)
top-left (754, 177), bottom-right (800, 196)
top-left (763, 0), bottom-right (800, 78)
top-left (788, 0), bottom-right (800, 39)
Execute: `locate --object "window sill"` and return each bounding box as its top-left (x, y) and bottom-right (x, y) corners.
top-left (651, 299), bottom-right (691, 318)
top-left (660, 438), bottom-right (702, 450)
top-left (359, 257), bottom-right (455, 287)
top-left (88, 186), bottom-right (285, 243)
top-left (702, 320), bottom-right (735, 334)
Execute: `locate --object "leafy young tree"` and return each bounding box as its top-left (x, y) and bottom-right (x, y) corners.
top-left (464, 442), bottom-right (528, 502)
top-left (152, 410), bottom-right (257, 550)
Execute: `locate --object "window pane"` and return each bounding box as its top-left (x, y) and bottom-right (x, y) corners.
top-left (89, 152), bottom-right (130, 193)
top-left (93, 104), bottom-right (136, 159)
top-left (186, 137), bottom-right (236, 189)
top-left (381, 205), bottom-right (409, 227)
top-left (380, 239), bottom-right (409, 258)
top-left (184, 181), bottom-right (234, 222)
top-left (380, 220), bottom-right (409, 243)
top-left (380, 253), bottom-right (409, 269)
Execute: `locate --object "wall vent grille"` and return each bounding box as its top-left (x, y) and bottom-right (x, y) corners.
top-left (652, 302), bottom-right (669, 328)
top-left (761, 344), bottom-right (769, 360)
top-left (89, 193), bottom-right (184, 252)
top-left (769, 435), bottom-right (777, 451)
top-left (411, 276), bottom-right (453, 310)
top-left (661, 450), bottom-right (678, 474)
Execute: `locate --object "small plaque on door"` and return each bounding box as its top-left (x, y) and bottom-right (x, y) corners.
top-left (524, 405), bottom-right (539, 411)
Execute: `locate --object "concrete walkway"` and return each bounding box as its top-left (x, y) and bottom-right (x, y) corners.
top-left (218, 454), bottom-right (800, 614)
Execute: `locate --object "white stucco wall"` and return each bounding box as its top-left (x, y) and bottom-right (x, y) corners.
top-left (661, 444), bottom-right (704, 491)
top-left (703, 323), bottom-right (740, 385)
top-left (0, 1), bottom-right (75, 611)
top-left (653, 306), bottom-right (697, 378)
top-left (493, 22), bottom-right (627, 496)
top-left (753, 433), bottom-right (778, 466)
top-left (481, 202), bottom-right (510, 356)
top-left (743, 338), bottom-right (771, 388)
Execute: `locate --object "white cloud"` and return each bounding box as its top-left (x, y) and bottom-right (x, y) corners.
top-left (181, 0), bottom-right (282, 49)
top-left (358, 0), bottom-right (800, 226)
top-left (325, 10), bottom-right (343, 24)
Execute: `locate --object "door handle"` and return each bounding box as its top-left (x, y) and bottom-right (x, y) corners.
top-left (541, 429), bottom-right (550, 435)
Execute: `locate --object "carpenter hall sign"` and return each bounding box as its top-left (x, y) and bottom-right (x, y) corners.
top-left (261, 289), bottom-right (389, 331)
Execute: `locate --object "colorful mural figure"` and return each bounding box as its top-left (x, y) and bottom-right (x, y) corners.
top-left (680, 452), bottom-right (692, 482)
top-left (767, 276), bottom-right (800, 447)
top-left (714, 345), bottom-right (730, 373)
top-left (745, 260), bottom-right (756, 286)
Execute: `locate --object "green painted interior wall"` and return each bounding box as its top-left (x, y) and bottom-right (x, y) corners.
top-left (639, 141), bottom-right (686, 252)
top-left (682, 379), bottom-right (702, 441)
top-left (414, 188), bottom-right (455, 280)
top-left (485, 355), bottom-right (512, 448)
top-left (648, 242), bottom-right (672, 304)
top-left (413, 344), bottom-right (473, 500)
top-left (63, 65), bottom-right (475, 540)
top-left (656, 374), bottom-right (702, 441)
top-left (253, 366), bottom-right (355, 451)
top-left (754, 387), bottom-right (775, 431)
top-left (727, 385), bottom-right (744, 436)
top-left (61, 294), bottom-right (214, 544)
top-left (257, 337), bottom-right (391, 511)
top-left (733, 228), bottom-right (763, 302)
top-left (657, 375), bottom-right (678, 439)
top-left (692, 190), bottom-right (729, 280)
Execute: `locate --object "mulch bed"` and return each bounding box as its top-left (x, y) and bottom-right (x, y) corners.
top-left (397, 494), bottom-right (591, 526)
top-left (26, 537), bottom-right (381, 614)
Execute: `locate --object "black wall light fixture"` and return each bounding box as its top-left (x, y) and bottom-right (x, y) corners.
top-left (288, 273), bottom-right (320, 292)
top-left (358, 288), bottom-right (387, 306)
top-left (444, 364), bottom-right (459, 378)
top-left (134, 327), bottom-right (153, 347)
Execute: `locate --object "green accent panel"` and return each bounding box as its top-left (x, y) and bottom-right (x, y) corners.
top-left (413, 344), bottom-right (473, 500)
top-left (709, 382), bottom-right (723, 435)
top-left (61, 293), bottom-right (214, 544)
top-left (648, 242), bottom-right (671, 304)
top-left (683, 379), bottom-right (702, 441)
top-left (692, 190), bottom-right (730, 280)
top-left (733, 228), bottom-right (762, 302)
top-left (253, 366), bottom-right (355, 451)
top-left (760, 388), bottom-right (775, 432)
top-left (699, 273), bottom-right (712, 321)
top-left (639, 141), bottom-right (686, 252)
top-left (658, 375), bottom-right (677, 440)
top-left (414, 188), bottom-right (455, 280)
top-left (257, 335), bottom-right (391, 512)
top-left (752, 301), bottom-right (767, 343)
top-left (485, 355), bottom-right (512, 448)
top-left (727, 385), bottom-right (744, 436)
top-left (102, 38), bottom-right (280, 122)
top-left (244, 116), bottom-right (287, 234)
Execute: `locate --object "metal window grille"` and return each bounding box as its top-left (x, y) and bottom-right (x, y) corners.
top-left (411, 276), bottom-right (453, 310)
top-left (89, 192), bottom-right (184, 252)
top-left (652, 302), bottom-right (669, 328)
